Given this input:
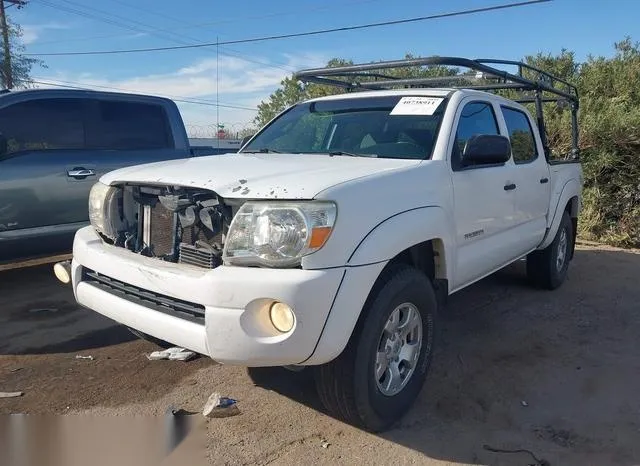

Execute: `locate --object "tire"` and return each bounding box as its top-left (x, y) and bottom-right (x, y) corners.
top-left (127, 327), bottom-right (173, 349)
top-left (526, 211), bottom-right (573, 290)
top-left (314, 265), bottom-right (437, 432)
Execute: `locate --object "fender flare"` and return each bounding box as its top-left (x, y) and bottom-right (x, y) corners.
top-left (538, 178), bottom-right (581, 250)
top-left (347, 205), bottom-right (453, 278)
top-left (304, 206), bottom-right (453, 365)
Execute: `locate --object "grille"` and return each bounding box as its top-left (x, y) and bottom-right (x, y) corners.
top-left (83, 268), bottom-right (205, 324)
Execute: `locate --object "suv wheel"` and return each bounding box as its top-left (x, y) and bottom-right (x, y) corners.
top-left (315, 265), bottom-right (437, 432)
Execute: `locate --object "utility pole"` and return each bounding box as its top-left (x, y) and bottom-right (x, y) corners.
top-left (0, 0), bottom-right (25, 89)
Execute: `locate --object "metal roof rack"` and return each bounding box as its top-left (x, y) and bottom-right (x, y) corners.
top-left (295, 56), bottom-right (580, 160)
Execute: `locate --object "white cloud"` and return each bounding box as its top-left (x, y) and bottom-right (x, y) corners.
top-left (21, 26), bottom-right (39, 45)
top-left (21, 23), bottom-right (70, 45)
top-left (68, 53), bottom-right (324, 97)
top-left (38, 52), bottom-right (328, 130)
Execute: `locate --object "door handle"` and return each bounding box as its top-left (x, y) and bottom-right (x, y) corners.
top-left (67, 168), bottom-right (96, 178)
top-left (503, 183), bottom-right (517, 191)
top-left (540, 177), bottom-right (549, 184)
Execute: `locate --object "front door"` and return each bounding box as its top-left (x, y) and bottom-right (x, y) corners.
top-left (449, 99), bottom-right (518, 290)
top-left (0, 97), bottom-right (98, 260)
top-left (0, 97), bottom-right (96, 233)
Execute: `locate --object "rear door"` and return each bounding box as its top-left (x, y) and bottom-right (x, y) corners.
top-left (0, 97), bottom-right (96, 233)
top-left (85, 99), bottom-right (188, 177)
top-left (499, 105), bottom-right (551, 253)
top-left (449, 99), bottom-right (518, 289)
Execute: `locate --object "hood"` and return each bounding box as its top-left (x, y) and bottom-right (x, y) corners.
top-left (100, 153), bottom-right (419, 199)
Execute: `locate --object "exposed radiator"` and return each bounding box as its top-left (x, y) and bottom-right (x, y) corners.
top-left (148, 203), bottom-right (175, 257)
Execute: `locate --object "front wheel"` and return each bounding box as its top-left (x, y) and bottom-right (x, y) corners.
top-left (315, 266), bottom-right (437, 432)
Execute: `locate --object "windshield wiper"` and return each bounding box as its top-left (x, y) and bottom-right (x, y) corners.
top-left (327, 151), bottom-right (377, 158)
top-left (242, 148), bottom-right (281, 154)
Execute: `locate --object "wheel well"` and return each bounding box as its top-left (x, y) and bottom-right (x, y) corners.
top-left (365, 239), bottom-right (448, 315)
top-left (565, 196), bottom-right (579, 218)
top-left (386, 239), bottom-right (445, 280)
top-left (565, 196), bottom-right (579, 259)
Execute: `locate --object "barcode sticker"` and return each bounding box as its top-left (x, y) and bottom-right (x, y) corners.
top-left (390, 97), bottom-right (444, 116)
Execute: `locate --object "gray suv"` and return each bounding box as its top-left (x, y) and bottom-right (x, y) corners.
top-left (0, 89), bottom-right (193, 263)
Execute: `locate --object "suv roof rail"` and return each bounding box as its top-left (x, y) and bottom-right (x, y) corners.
top-left (295, 56), bottom-right (580, 161)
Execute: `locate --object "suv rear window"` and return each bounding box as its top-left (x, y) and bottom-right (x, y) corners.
top-left (87, 100), bottom-right (172, 150)
top-left (501, 106), bottom-right (537, 163)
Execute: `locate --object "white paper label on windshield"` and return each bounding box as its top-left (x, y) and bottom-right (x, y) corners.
top-left (390, 97), bottom-right (444, 116)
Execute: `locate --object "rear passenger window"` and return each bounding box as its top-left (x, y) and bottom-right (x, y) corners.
top-left (87, 100), bottom-right (172, 150)
top-left (452, 101), bottom-right (499, 169)
top-left (502, 107), bottom-right (537, 163)
top-left (0, 98), bottom-right (85, 155)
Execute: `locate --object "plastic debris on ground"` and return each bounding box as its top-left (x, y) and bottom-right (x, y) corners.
top-left (147, 347), bottom-right (197, 362)
top-left (0, 391), bottom-right (24, 398)
top-left (75, 355), bottom-right (94, 360)
top-left (521, 400), bottom-right (529, 407)
top-left (321, 440), bottom-right (330, 449)
top-left (202, 393), bottom-right (240, 418)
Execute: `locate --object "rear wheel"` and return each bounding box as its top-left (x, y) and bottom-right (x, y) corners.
top-left (315, 265), bottom-right (437, 432)
top-left (527, 211), bottom-right (574, 289)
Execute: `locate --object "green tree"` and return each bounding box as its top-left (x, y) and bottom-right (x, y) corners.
top-left (254, 58), bottom-right (353, 127)
top-left (1, 13), bottom-right (44, 89)
top-left (524, 38), bottom-right (640, 247)
top-left (254, 54), bottom-right (458, 127)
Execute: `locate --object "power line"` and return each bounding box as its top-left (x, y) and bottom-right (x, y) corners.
top-left (33, 0), bottom-right (158, 38)
top-left (26, 0), bottom-right (551, 57)
top-left (133, 0), bottom-right (386, 31)
top-left (52, 0), bottom-right (201, 45)
top-left (31, 78), bottom-right (258, 111)
top-left (31, 0), bottom-right (296, 72)
top-left (29, 0), bottom-right (384, 46)
top-left (104, 0), bottom-right (193, 26)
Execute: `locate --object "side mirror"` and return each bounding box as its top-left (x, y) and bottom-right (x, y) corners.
top-left (0, 134), bottom-right (7, 156)
top-left (240, 134), bottom-right (254, 148)
top-left (462, 134), bottom-right (511, 166)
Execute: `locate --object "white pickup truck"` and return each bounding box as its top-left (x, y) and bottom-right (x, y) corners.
top-left (60, 57), bottom-right (582, 431)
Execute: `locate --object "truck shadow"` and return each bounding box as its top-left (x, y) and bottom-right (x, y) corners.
top-left (0, 264), bottom-right (137, 355)
top-left (249, 247), bottom-right (640, 465)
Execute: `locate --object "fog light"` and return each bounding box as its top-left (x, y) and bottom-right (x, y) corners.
top-left (269, 302), bottom-right (295, 333)
top-left (53, 261), bottom-right (71, 285)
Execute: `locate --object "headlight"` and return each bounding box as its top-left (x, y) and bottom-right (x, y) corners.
top-left (223, 201), bottom-right (337, 267)
top-left (88, 182), bottom-right (119, 240)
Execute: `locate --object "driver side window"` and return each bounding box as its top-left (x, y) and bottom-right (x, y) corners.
top-left (452, 101), bottom-right (499, 170)
top-left (0, 98), bottom-right (86, 156)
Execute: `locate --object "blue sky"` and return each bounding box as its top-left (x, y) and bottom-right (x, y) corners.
top-left (11, 0), bottom-right (640, 134)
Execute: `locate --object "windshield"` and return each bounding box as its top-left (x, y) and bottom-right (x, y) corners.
top-left (242, 95), bottom-right (447, 159)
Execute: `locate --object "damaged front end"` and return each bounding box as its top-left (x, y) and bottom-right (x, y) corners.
top-left (91, 183), bottom-right (235, 270)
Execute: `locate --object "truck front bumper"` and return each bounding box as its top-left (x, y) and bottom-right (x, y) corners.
top-left (71, 227), bottom-right (346, 366)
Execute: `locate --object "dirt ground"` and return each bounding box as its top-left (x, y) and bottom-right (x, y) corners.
top-left (1, 245), bottom-right (639, 465)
